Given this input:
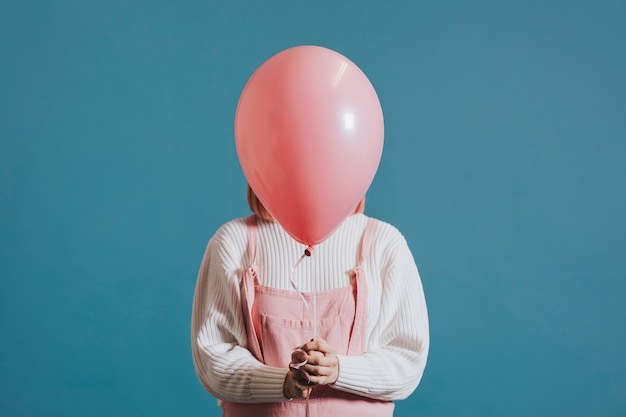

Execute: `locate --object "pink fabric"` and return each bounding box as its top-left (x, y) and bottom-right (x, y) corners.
top-left (222, 216), bottom-right (393, 417)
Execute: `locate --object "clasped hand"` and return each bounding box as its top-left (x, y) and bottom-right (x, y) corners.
top-left (283, 338), bottom-right (340, 399)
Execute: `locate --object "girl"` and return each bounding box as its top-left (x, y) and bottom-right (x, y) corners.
top-left (191, 186), bottom-right (429, 416)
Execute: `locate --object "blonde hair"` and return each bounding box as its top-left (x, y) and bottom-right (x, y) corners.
top-left (247, 184), bottom-right (365, 221)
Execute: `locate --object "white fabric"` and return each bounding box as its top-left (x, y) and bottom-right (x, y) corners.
top-left (191, 213), bottom-right (429, 404)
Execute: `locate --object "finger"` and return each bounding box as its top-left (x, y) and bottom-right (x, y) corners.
top-left (299, 338), bottom-right (322, 352)
top-left (291, 348), bottom-right (307, 365)
top-left (302, 361), bottom-right (335, 378)
top-left (298, 339), bottom-right (316, 352)
top-left (304, 372), bottom-right (335, 386)
top-left (304, 352), bottom-right (335, 367)
top-left (304, 355), bottom-right (338, 374)
top-left (302, 364), bottom-right (324, 378)
top-left (301, 338), bottom-right (336, 355)
top-left (303, 350), bottom-right (324, 364)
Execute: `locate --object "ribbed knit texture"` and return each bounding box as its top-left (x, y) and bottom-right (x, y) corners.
top-left (191, 214), bottom-right (429, 403)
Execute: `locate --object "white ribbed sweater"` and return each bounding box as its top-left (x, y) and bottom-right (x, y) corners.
top-left (191, 214), bottom-right (429, 404)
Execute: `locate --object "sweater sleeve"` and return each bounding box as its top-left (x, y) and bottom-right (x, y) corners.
top-left (332, 228), bottom-right (430, 401)
top-left (190, 223), bottom-right (289, 403)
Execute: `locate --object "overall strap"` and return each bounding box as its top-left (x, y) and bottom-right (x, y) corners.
top-left (348, 217), bottom-right (378, 355)
top-left (241, 215), bottom-right (263, 361)
top-left (357, 217), bottom-right (379, 268)
top-left (246, 215), bottom-right (258, 269)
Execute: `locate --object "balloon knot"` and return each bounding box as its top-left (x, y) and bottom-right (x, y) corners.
top-left (304, 246), bottom-right (313, 257)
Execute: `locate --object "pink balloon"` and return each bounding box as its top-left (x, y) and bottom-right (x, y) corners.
top-left (235, 45), bottom-right (384, 246)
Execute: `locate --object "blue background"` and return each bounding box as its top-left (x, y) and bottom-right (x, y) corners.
top-left (1, 1), bottom-right (625, 416)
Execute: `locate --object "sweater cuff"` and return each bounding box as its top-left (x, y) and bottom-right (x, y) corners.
top-left (249, 366), bottom-right (290, 402)
top-left (332, 354), bottom-right (373, 395)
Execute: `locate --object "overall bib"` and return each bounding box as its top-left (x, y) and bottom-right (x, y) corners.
top-left (221, 216), bottom-right (393, 417)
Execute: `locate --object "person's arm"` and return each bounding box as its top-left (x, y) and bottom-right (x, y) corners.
top-left (332, 230), bottom-right (430, 401)
top-left (190, 223), bottom-right (289, 403)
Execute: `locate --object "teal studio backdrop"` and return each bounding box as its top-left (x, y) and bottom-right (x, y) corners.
top-left (1, 1), bottom-right (625, 416)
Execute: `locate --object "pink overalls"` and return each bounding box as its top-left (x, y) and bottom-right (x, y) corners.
top-left (221, 216), bottom-right (394, 417)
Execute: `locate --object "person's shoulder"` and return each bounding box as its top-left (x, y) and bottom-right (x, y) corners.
top-left (215, 216), bottom-right (249, 234)
top-left (365, 215), bottom-right (406, 243)
top-left (208, 216), bottom-right (250, 251)
top-left (365, 216), bottom-right (418, 268)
